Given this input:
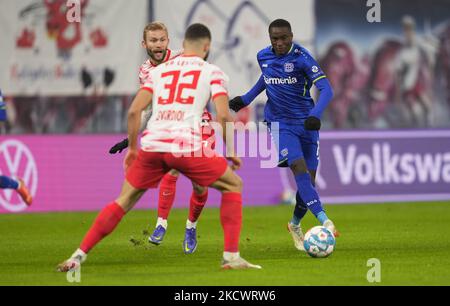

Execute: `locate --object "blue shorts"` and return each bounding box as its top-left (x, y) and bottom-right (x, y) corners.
top-left (0, 108), bottom-right (6, 122)
top-left (268, 121), bottom-right (319, 170)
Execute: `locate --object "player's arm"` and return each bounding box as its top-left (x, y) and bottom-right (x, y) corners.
top-left (301, 52), bottom-right (334, 130)
top-left (123, 88), bottom-right (152, 170)
top-left (213, 94), bottom-right (241, 170)
top-left (128, 89), bottom-right (153, 150)
top-left (109, 64), bottom-right (151, 155)
top-left (109, 96), bottom-right (152, 154)
top-left (306, 78), bottom-right (334, 130)
top-left (229, 74), bottom-right (266, 112)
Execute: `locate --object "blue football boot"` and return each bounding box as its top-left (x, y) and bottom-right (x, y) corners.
top-left (149, 225), bottom-right (166, 245)
top-left (183, 228), bottom-right (198, 254)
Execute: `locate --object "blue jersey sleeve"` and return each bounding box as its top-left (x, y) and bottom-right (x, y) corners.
top-left (241, 74), bottom-right (266, 105)
top-left (298, 49), bottom-right (333, 119)
top-left (298, 49), bottom-right (327, 84)
top-left (310, 78), bottom-right (334, 119)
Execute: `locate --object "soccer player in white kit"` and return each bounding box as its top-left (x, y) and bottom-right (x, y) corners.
top-left (109, 22), bottom-right (215, 253)
top-left (396, 16), bottom-right (437, 126)
top-left (58, 23), bottom-right (261, 271)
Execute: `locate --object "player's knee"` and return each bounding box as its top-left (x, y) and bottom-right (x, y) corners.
top-left (230, 174), bottom-right (243, 193)
top-left (192, 183), bottom-right (206, 195)
top-left (222, 173), bottom-right (242, 193)
top-left (309, 170), bottom-right (317, 186)
top-left (168, 169), bottom-right (180, 177)
top-left (290, 159), bottom-right (308, 175)
top-left (115, 198), bottom-right (133, 213)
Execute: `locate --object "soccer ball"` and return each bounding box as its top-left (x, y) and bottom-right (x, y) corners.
top-left (303, 226), bottom-right (336, 258)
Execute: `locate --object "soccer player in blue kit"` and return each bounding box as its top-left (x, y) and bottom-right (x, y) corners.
top-left (230, 19), bottom-right (339, 251)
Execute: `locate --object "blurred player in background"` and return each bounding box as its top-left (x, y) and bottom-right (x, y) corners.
top-left (0, 90), bottom-right (33, 206)
top-left (58, 23), bottom-right (260, 271)
top-left (229, 19), bottom-right (338, 251)
top-left (109, 22), bottom-right (215, 254)
top-left (0, 176), bottom-right (32, 206)
top-left (0, 90), bottom-right (7, 134)
top-left (396, 16), bottom-right (438, 126)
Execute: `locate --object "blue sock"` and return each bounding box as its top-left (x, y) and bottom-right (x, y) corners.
top-left (295, 172), bottom-right (325, 221)
top-left (317, 211), bottom-right (330, 225)
top-left (290, 192), bottom-right (307, 226)
top-left (0, 175), bottom-right (19, 190)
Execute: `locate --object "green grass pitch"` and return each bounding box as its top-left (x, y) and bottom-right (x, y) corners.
top-left (1, 202), bottom-right (450, 286)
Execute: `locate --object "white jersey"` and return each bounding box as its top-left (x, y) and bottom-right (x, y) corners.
top-left (396, 38), bottom-right (437, 91)
top-left (396, 44), bottom-right (421, 90)
top-left (140, 55), bottom-right (228, 153)
top-left (139, 49), bottom-right (183, 86)
top-left (138, 49), bottom-right (182, 130)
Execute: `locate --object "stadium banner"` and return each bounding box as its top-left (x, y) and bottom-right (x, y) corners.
top-left (0, 0), bottom-right (148, 96)
top-left (0, 134), bottom-right (281, 213)
top-left (281, 130), bottom-right (450, 204)
top-left (315, 0), bottom-right (450, 130)
top-left (152, 0), bottom-right (315, 123)
top-left (1, 130), bottom-right (449, 213)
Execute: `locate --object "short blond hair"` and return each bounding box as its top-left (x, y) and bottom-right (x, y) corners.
top-left (143, 22), bottom-right (168, 40)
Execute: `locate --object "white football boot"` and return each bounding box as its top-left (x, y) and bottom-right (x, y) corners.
top-left (57, 249), bottom-right (87, 272)
top-left (221, 253), bottom-right (262, 270)
top-left (287, 223), bottom-right (306, 251)
top-left (323, 220), bottom-right (340, 238)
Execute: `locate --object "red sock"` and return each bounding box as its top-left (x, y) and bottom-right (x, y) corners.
top-left (220, 192), bottom-right (242, 253)
top-left (80, 202), bottom-right (126, 253)
top-left (157, 173), bottom-right (178, 219)
top-left (189, 189), bottom-right (208, 222)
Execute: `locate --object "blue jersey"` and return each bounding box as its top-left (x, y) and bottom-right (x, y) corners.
top-left (257, 43), bottom-right (326, 123)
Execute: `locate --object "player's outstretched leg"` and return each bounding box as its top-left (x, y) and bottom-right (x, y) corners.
top-left (287, 192), bottom-right (307, 251)
top-left (57, 180), bottom-right (146, 272)
top-left (149, 170), bottom-right (179, 245)
top-left (0, 175), bottom-right (32, 206)
top-left (290, 159), bottom-right (339, 237)
top-left (209, 167), bottom-right (261, 270)
top-left (183, 183), bottom-right (208, 254)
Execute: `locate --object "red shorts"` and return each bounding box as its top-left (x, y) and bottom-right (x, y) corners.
top-left (404, 81), bottom-right (426, 102)
top-left (126, 150), bottom-right (228, 189)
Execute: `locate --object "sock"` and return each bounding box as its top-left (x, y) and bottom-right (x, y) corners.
top-left (295, 173), bottom-right (325, 220)
top-left (220, 192), bottom-right (242, 253)
top-left (186, 220), bottom-right (197, 229)
top-left (80, 202), bottom-right (126, 253)
top-left (71, 249), bottom-right (86, 260)
top-left (188, 189), bottom-right (208, 223)
top-left (156, 217), bottom-right (168, 229)
top-left (317, 211), bottom-right (330, 225)
top-left (0, 175), bottom-right (19, 190)
top-left (157, 173), bottom-right (178, 220)
top-left (223, 251), bottom-right (240, 261)
top-left (291, 191), bottom-right (308, 226)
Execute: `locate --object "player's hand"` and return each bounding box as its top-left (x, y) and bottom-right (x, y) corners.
top-left (229, 96), bottom-right (246, 112)
top-left (304, 116), bottom-right (321, 131)
top-left (227, 156), bottom-right (242, 171)
top-left (109, 138), bottom-right (129, 154)
top-left (123, 149), bottom-right (138, 171)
